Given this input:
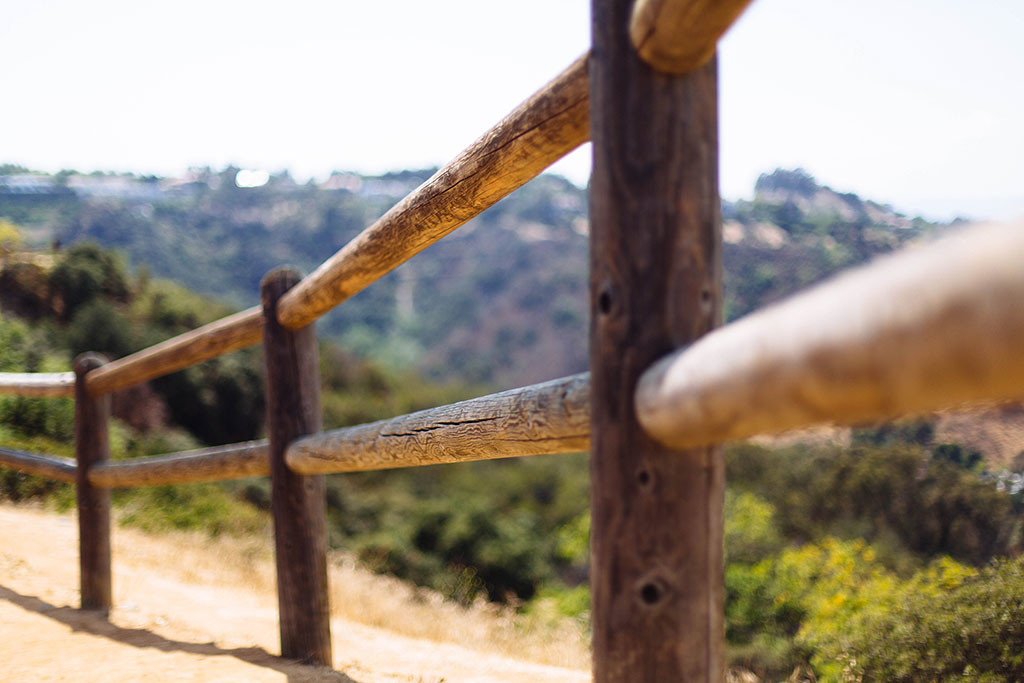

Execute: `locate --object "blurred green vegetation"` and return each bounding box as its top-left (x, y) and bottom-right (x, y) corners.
top-left (0, 241), bottom-right (588, 606)
top-left (3, 218), bottom-right (1024, 679)
top-left (722, 437), bottom-right (1024, 680)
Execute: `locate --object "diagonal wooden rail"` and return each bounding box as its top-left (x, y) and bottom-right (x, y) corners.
top-left (70, 0), bottom-right (754, 400)
top-left (84, 308), bottom-right (263, 397)
top-left (81, 54), bottom-right (589, 397)
top-left (276, 57), bottom-right (590, 330)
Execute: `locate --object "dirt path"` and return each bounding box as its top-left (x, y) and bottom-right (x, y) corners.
top-left (0, 504), bottom-right (589, 682)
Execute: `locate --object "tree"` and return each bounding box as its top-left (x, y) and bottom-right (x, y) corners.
top-left (0, 218), bottom-right (22, 267)
top-left (48, 242), bottom-right (130, 320)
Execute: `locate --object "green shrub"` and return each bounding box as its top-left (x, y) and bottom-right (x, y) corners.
top-left (725, 442), bottom-right (1019, 564)
top-left (66, 298), bottom-right (138, 358)
top-left (826, 555), bottom-right (1024, 682)
top-left (725, 490), bottom-right (784, 564)
top-left (48, 242), bottom-right (130, 320)
top-left (117, 482), bottom-right (267, 537)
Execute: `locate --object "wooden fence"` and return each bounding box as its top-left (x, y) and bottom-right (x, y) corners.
top-left (1, 0), bottom-right (1021, 679)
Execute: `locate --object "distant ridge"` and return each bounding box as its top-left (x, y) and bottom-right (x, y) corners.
top-left (0, 165), bottom-right (946, 386)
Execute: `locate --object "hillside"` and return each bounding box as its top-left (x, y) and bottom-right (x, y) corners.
top-left (722, 168), bottom-right (941, 319)
top-left (0, 165), bottom-right (943, 387)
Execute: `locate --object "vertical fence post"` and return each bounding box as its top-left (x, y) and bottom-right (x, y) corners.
top-left (588, 1), bottom-right (724, 680)
top-left (74, 353), bottom-right (112, 613)
top-left (261, 267), bottom-right (332, 666)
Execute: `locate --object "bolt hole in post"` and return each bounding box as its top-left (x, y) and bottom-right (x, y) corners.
top-left (639, 580), bottom-right (665, 606)
top-left (700, 286), bottom-right (715, 317)
top-left (636, 468), bottom-right (651, 487)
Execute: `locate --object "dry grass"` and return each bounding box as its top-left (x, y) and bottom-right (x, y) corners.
top-left (111, 521), bottom-right (590, 671)
top-left (326, 554), bottom-right (590, 670)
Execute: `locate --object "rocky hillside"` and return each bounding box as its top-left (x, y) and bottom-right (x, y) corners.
top-left (722, 168), bottom-right (940, 320)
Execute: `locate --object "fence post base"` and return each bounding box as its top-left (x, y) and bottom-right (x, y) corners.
top-left (261, 267), bottom-right (332, 666)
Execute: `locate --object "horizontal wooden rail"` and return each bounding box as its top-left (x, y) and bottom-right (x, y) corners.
top-left (276, 54), bottom-right (590, 330)
top-left (84, 307), bottom-right (263, 396)
top-left (636, 220), bottom-right (1024, 449)
top-left (88, 440), bottom-right (269, 488)
top-left (630, 0), bottom-right (754, 74)
top-left (0, 372), bottom-right (75, 398)
top-left (0, 446), bottom-right (76, 482)
top-left (287, 373), bottom-right (590, 474)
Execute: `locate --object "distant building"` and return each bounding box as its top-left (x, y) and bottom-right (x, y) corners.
top-left (65, 175), bottom-right (163, 200)
top-left (320, 172), bottom-right (363, 192)
top-left (0, 175), bottom-right (59, 194)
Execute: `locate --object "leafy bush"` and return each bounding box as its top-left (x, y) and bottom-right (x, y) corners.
top-left (66, 298), bottom-right (137, 359)
top-left (117, 482), bottom-right (267, 537)
top-left (815, 555), bottom-right (1024, 682)
top-left (48, 242), bottom-right (130, 320)
top-left (152, 350), bottom-right (265, 445)
top-left (327, 453), bottom-right (589, 605)
top-left (0, 396), bottom-right (74, 441)
top-left (725, 442), bottom-right (1020, 565)
top-left (725, 490), bottom-right (784, 564)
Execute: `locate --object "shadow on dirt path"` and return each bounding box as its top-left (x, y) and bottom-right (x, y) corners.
top-left (0, 583), bottom-right (360, 682)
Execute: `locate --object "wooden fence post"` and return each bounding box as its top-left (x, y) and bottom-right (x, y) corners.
top-left (588, 0), bottom-right (724, 679)
top-left (74, 353), bottom-right (112, 613)
top-left (261, 267), bottom-right (332, 666)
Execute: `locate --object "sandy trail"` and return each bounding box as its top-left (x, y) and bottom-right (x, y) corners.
top-left (0, 504), bottom-right (589, 682)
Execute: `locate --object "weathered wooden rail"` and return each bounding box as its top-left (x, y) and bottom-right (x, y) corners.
top-left (0, 0), bottom-right (1016, 679)
top-left (0, 371), bottom-right (75, 398)
top-left (0, 446), bottom-right (76, 482)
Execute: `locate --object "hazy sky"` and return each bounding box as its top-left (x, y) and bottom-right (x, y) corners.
top-left (3, 0), bottom-right (1022, 221)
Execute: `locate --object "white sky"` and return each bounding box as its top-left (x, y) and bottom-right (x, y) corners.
top-left (3, 0), bottom-right (1022, 222)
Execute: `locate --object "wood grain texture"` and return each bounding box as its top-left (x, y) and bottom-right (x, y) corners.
top-left (0, 372), bottom-right (75, 398)
top-left (261, 268), bottom-right (332, 666)
top-left (287, 373), bottom-right (590, 475)
top-left (88, 440), bottom-right (268, 488)
top-left (74, 353), bottom-right (112, 613)
top-left (637, 219), bottom-right (1024, 450)
top-left (276, 54), bottom-right (590, 330)
top-left (629, 0), bottom-right (753, 74)
top-left (589, 0), bottom-right (724, 678)
top-left (84, 307), bottom-right (263, 396)
top-left (0, 447), bottom-right (76, 482)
